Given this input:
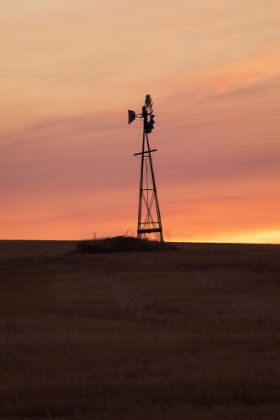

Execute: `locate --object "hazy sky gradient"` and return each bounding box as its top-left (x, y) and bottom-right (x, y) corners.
top-left (1, 0), bottom-right (280, 242)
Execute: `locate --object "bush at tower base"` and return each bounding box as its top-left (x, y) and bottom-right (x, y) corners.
top-left (75, 236), bottom-right (176, 254)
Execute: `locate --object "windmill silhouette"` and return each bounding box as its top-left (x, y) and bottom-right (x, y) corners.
top-left (128, 94), bottom-right (164, 242)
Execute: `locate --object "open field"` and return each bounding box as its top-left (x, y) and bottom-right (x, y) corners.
top-left (1, 240), bottom-right (280, 419)
top-left (0, 240), bottom-right (78, 260)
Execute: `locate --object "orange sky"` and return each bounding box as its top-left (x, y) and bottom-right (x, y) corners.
top-left (1, 0), bottom-right (280, 242)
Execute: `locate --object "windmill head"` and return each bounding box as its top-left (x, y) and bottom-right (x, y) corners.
top-left (128, 95), bottom-right (155, 134)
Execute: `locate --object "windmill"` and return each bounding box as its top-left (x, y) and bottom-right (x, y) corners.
top-left (128, 94), bottom-right (164, 242)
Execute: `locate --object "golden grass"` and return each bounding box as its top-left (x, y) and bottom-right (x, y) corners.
top-left (0, 241), bottom-right (280, 419)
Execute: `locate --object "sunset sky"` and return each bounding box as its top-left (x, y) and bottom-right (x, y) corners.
top-left (1, 0), bottom-right (280, 243)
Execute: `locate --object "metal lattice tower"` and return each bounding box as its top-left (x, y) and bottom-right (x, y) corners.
top-left (128, 94), bottom-right (164, 242)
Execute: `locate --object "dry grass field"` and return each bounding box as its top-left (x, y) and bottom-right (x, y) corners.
top-left (0, 240), bottom-right (280, 419)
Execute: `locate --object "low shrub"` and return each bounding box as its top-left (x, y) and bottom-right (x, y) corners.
top-left (75, 236), bottom-right (176, 254)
